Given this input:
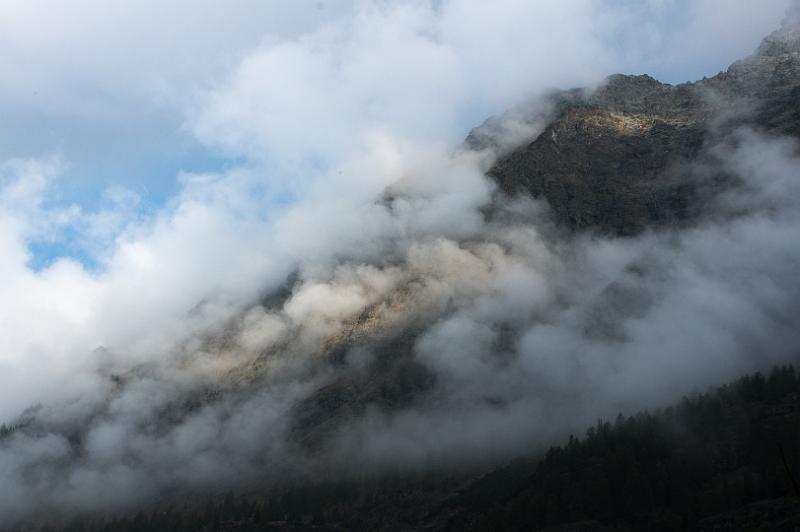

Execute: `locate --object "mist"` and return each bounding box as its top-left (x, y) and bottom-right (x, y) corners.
top-left (1, 0), bottom-right (799, 526)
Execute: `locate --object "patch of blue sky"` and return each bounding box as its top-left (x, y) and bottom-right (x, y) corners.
top-left (23, 137), bottom-right (241, 273)
top-left (27, 229), bottom-right (101, 273)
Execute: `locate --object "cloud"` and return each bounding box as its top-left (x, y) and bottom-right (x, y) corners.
top-left (190, 0), bottom-right (620, 166)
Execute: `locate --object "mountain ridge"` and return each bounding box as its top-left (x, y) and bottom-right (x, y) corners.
top-left (476, 15), bottom-right (800, 235)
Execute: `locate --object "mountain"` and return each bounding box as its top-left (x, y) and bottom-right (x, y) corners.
top-left (472, 16), bottom-right (800, 235)
top-left (287, 13), bottom-right (800, 452)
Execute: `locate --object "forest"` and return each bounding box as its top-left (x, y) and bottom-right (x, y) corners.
top-left (14, 365), bottom-right (798, 532)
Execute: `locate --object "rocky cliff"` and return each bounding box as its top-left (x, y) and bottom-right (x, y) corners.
top-left (476, 16), bottom-right (800, 235)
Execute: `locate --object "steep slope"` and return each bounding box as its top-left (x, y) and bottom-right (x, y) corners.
top-left (478, 16), bottom-right (800, 235)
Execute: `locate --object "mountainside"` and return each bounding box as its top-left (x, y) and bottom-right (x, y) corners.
top-left (474, 18), bottom-right (800, 234)
top-left (287, 14), bottom-right (800, 451)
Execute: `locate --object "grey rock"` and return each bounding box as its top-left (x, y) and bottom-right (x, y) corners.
top-left (482, 16), bottom-right (800, 235)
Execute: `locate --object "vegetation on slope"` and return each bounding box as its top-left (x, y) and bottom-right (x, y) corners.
top-left (24, 365), bottom-right (799, 532)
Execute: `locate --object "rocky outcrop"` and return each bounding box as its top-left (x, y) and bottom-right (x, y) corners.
top-left (480, 16), bottom-right (800, 235)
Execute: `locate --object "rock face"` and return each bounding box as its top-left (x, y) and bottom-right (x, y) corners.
top-left (479, 17), bottom-right (800, 235)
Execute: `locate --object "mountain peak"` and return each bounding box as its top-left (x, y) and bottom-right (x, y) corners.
top-left (755, 7), bottom-right (800, 56)
top-left (485, 15), bottom-right (800, 235)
